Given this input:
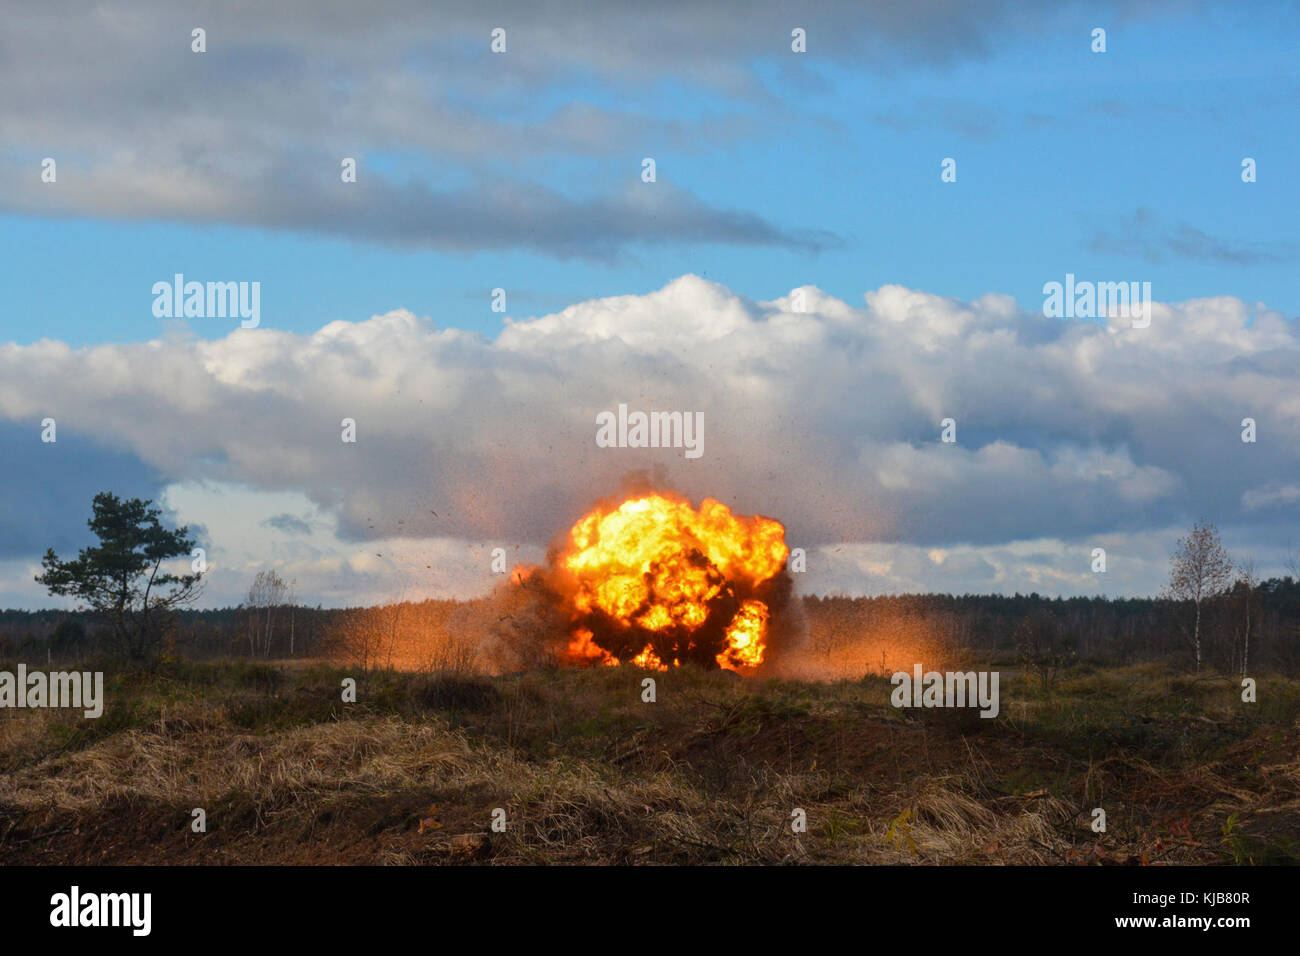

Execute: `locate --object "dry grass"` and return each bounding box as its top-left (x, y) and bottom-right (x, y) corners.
top-left (3, 715), bottom-right (471, 815)
top-left (0, 661), bottom-right (1297, 865)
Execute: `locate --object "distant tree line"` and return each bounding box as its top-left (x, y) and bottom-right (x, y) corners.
top-left (2, 578), bottom-right (1296, 676)
top-left (804, 577), bottom-right (1300, 677)
top-left (11, 494), bottom-right (1299, 676)
top-left (0, 601), bottom-right (448, 666)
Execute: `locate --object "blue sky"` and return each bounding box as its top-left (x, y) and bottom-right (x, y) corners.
top-left (1, 2), bottom-right (1295, 346)
top-left (1, 1), bottom-right (1298, 609)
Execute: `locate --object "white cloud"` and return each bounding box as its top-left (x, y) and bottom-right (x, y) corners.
top-left (159, 481), bottom-right (543, 608)
top-left (2, 274), bottom-right (1297, 606)
top-left (1242, 483), bottom-right (1300, 511)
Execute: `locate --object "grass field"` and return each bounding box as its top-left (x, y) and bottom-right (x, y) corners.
top-left (1, 660), bottom-right (1298, 865)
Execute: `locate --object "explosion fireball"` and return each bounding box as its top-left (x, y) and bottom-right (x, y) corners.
top-left (557, 493), bottom-right (790, 671)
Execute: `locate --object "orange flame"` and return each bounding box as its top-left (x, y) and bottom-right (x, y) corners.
top-left (559, 493), bottom-right (788, 671)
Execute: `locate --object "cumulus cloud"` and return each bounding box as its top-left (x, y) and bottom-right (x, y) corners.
top-left (2, 275), bottom-right (1297, 605)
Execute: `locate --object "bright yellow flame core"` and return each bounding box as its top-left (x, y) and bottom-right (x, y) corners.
top-left (562, 494), bottom-right (788, 670)
top-left (718, 599), bottom-right (768, 669)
